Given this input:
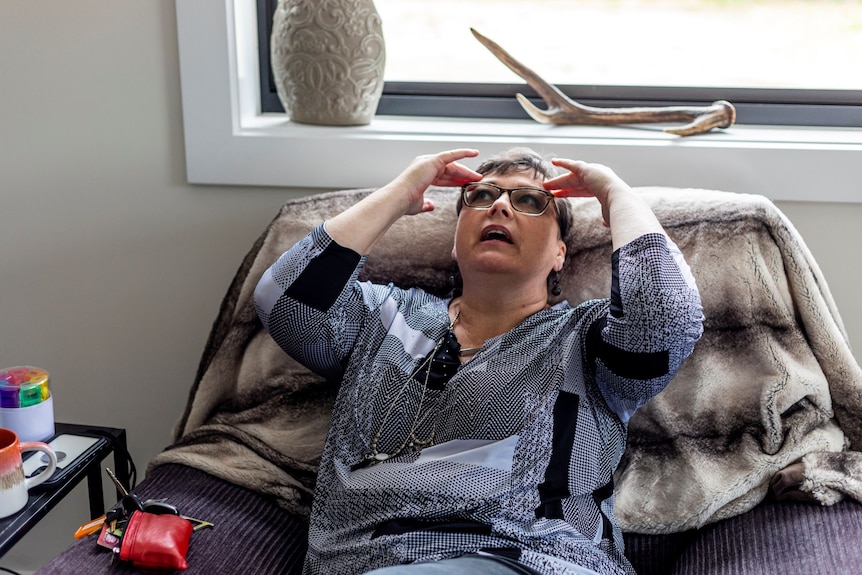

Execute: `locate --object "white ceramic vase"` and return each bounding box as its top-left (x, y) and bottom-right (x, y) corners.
top-left (270, 0), bottom-right (386, 126)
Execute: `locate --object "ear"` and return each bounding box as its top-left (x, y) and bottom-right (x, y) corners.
top-left (553, 240), bottom-right (566, 272)
top-left (451, 244), bottom-right (458, 262)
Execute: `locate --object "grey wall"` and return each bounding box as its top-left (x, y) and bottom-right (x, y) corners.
top-left (1, 1), bottom-right (860, 572)
top-left (1, 2), bottom-right (301, 570)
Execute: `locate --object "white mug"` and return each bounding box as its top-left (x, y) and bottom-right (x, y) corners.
top-left (0, 427), bottom-right (58, 519)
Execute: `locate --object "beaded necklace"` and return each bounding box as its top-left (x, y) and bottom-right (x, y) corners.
top-left (355, 310), bottom-right (461, 469)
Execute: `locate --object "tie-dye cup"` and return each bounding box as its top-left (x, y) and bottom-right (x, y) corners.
top-left (0, 427), bottom-right (57, 518)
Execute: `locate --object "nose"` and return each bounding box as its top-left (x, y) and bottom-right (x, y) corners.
top-left (487, 192), bottom-right (514, 218)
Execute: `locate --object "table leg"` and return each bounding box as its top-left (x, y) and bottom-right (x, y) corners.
top-left (86, 464), bottom-right (104, 519)
top-left (112, 429), bottom-right (130, 498)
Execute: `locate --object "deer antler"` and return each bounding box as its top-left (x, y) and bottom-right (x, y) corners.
top-left (471, 28), bottom-right (735, 137)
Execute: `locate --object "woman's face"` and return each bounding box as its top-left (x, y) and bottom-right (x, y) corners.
top-left (453, 170), bottom-right (566, 289)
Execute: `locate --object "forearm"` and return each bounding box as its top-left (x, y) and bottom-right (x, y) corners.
top-left (254, 225), bottom-right (365, 379)
top-left (610, 234), bottom-right (703, 356)
top-left (605, 186), bottom-right (666, 250)
top-left (324, 183), bottom-right (412, 255)
top-left (591, 234), bottom-right (704, 416)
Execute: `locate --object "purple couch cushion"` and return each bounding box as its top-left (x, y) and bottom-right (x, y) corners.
top-left (674, 498), bottom-right (862, 574)
top-left (36, 464), bottom-right (307, 575)
top-left (38, 464), bottom-right (862, 574)
top-left (624, 530), bottom-right (696, 575)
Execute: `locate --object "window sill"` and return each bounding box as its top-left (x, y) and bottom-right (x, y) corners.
top-left (176, 0), bottom-right (862, 203)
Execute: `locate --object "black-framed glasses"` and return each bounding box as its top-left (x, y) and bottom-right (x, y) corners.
top-left (460, 182), bottom-right (555, 216)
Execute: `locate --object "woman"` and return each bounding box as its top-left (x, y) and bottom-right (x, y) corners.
top-left (254, 148), bottom-right (703, 575)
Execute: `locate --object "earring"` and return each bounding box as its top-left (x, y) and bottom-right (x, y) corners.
top-left (448, 261), bottom-right (462, 298)
top-left (551, 271), bottom-right (562, 296)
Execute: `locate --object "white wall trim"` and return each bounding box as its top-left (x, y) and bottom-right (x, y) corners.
top-left (176, 0), bottom-right (862, 202)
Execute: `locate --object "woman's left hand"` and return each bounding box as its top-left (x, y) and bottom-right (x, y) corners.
top-left (543, 159), bottom-right (630, 227)
top-left (544, 158), bottom-right (666, 248)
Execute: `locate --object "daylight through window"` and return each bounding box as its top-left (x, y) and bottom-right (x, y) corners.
top-left (376, 0), bottom-right (862, 90)
top-left (258, 0), bottom-right (862, 127)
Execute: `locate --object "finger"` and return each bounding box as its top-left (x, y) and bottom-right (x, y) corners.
top-left (544, 173), bottom-right (590, 194)
top-left (434, 161), bottom-right (483, 187)
top-left (441, 167), bottom-right (483, 186)
top-left (543, 174), bottom-right (578, 189)
top-left (551, 157), bottom-right (587, 170)
top-left (550, 188), bottom-right (592, 199)
top-left (437, 148), bottom-right (480, 164)
top-left (443, 149), bottom-right (482, 180)
top-left (404, 198), bottom-right (436, 216)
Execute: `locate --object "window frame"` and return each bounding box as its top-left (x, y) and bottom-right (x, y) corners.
top-left (177, 0), bottom-right (862, 203)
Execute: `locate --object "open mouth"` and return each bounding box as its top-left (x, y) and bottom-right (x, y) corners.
top-left (480, 226), bottom-right (513, 243)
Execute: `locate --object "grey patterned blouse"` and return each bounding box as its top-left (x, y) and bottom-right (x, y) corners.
top-left (255, 225), bottom-right (703, 575)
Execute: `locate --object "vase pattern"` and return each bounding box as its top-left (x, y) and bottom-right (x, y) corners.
top-left (271, 0), bottom-right (386, 126)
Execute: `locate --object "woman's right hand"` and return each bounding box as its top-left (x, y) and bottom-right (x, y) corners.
top-left (325, 149), bottom-right (482, 255)
top-left (390, 149), bottom-right (483, 215)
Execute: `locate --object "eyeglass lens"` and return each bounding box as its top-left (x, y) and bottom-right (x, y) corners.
top-left (463, 183), bottom-right (551, 215)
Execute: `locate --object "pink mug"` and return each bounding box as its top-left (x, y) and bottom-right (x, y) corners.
top-left (0, 427), bottom-right (57, 518)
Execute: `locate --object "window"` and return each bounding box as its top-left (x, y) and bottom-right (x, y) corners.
top-left (175, 0), bottom-right (861, 202)
top-left (257, 0), bottom-right (862, 127)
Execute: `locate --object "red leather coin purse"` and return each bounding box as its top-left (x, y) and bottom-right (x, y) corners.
top-left (118, 511), bottom-right (193, 571)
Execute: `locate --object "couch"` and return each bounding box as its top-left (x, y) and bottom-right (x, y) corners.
top-left (38, 186), bottom-right (862, 574)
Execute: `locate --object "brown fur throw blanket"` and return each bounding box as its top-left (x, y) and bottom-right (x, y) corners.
top-left (150, 186), bottom-right (862, 534)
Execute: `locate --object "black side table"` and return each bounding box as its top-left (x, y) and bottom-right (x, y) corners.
top-left (0, 422), bottom-right (128, 557)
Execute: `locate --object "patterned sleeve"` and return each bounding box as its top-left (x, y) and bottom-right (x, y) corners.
top-left (254, 224), bottom-right (367, 381)
top-left (587, 233), bottom-right (704, 422)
